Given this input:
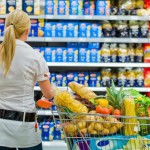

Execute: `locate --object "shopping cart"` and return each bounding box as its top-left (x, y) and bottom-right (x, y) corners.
top-left (50, 105), bottom-right (150, 150)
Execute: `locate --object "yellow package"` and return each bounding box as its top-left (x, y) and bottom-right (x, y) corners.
top-left (34, 0), bottom-right (40, 15)
top-left (16, 0), bottom-right (22, 10)
top-left (0, 0), bottom-right (6, 14)
top-left (38, 19), bottom-right (44, 37)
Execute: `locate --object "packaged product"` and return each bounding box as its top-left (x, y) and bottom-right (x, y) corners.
top-left (101, 68), bottom-right (111, 87)
top-left (44, 47), bottom-right (56, 62)
top-left (110, 0), bottom-right (118, 15)
top-left (58, 0), bottom-right (69, 15)
top-left (78, 72), bottom-right (89, 87)
top-left (50, 73), bottom-right (56, 83)
top-left (139, 21), bottom-right (149, 38)
top-left (78, 48), bottom-right (90, 62)
top-left (83, 0), bottom-right (95, 15)
top-left (0, 0), bottom-right (6, 14)
top-left (90, 48), bottom-right (101, 63)
top-left (135, 0), bottom-right (144, 9)
top-left (110, 43), bottom-right (118, 62)
top-left (101, 43), bottom-right (111, 63)
top-left (55, 73), bottom-right (67, 87)
top-left (111, 22), bottom-right (117, 37)
top-left (88, 42), bottom-right (100, 49)
top-left (44, 22), bottom-right (56, 37)
top-left (129, 21), bottom-right (140, 38)
top-left (55, 22), bottom-right (67, 37)
top-left (40, 47), bottom-right (45, 56)
top-left (67, 42), bottom-right (78, 48)
top-left (89, 72), bottom-right (101, 87)
top-left (67, 48), bottom-right (78, 62)
top-left (0, 19), bottom-right (5, 36)
top-left (136, 9), bottom-right (149, 16)
top-left (134, 68), bottom-right (144, 87)
top-left (90, 23), bottom-right (102, 38)
top-left (23, 0), bottom-right (40, 15)
top-left (118, 44), bottom-right (128, 63)
top-left (135, 44), bottom-right (144, 63)
top-left (126, 68), bottom-right (136, 87)
top-left (39, 0), bottom-right (45, 15)
top-left (128, 44), bottom-right (135, 62)
top-left (55, 47), bottom-right (66, 62)
top-left (38, 19), bottom-right (44, 37)
top-left (29, 20), bottom-right (38, 37)
top-left (66, 72), bottom-right (78, 85)
top-left (118, 68), bottom-right (127, 87)
top-left (45, 0), bottom-right (55, 15)
top-left (111, 71), bottom-right (118, 85)
top-left (143, 44), bottom-right (150, 63)
top-left (78, 42), bottom-right (88, 48)
top-left (102, 21), bottom-right (112, 37)
top-left (78, 22), bottom-right (91, 38)
top-left (144, 68), bottom-right (150, 87)
top-left (66, 22), bottom-right (78, 38)
top-left (70, 0), bottom-right (79, 15)
top-left (6, 0), bottom-right (16, 13)
top-left (117, 21), bottom-right (129, 38)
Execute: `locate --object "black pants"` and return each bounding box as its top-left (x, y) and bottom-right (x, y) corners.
top-left (0, 143), bottom-right (42, 150)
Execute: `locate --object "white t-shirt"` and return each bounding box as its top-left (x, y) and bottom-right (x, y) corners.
top-left (0, 39), bottom-right (49, 148)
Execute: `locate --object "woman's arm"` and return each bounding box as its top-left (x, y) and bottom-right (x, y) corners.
top-left (38, 80), bottom-right (54, 100)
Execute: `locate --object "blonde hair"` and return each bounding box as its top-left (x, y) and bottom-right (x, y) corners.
top-left (0, 10), bottom-right (31, 76)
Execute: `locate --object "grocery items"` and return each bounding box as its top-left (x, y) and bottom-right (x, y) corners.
top-left (54, 90), bottom-right (88, 114)
top-left (143, 44), bottom-right (150, 63)
top-left (37, 99), bottom-right (53, 109)
top-left (122, 96), bottom-right (138, 136)
top-left (144, 68), bottom-right (150, 87)
top-left (68, 81), bottom-right (97, 99)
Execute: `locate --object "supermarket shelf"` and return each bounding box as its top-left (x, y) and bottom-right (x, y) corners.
top-left (46, 62), bottom-right (150, 68)
top-left (45, 15), bottom-right (150, 21)
top-left (37, 110), bottom-right (58, 116)
top-left (43, 141), bottom-right (67, 150)
top-left (45, 37), bottom-right (149, 43)
top-left (27, 37), bottom-right (45, 42)
top-left (34, 86), bottom-right (150, 92)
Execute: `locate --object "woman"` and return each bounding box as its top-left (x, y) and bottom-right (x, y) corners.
top-left (0, 10), bottom-right (54, 150)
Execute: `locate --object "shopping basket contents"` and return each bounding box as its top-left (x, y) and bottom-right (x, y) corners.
top-left (39, 81), bottom-right (150, 150)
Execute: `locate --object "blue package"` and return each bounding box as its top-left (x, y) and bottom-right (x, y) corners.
top-left (70, 0), bottom-right (78, 15)
top-left (45, 0), bottom-right (54, 15)
top-left (67, 72), bottom-right (78, 85)
top-left (41, 124), bottom-right (50, 141)
top-left (55, 47), bottom-right (66, 62)
top-left (57, 0), bottom-right (69, 15)
top-left (88, 42), bottom-right (100, 49)
top-left (0, 19), bottom-right (4, 36)
top-left (78, 72), bottom-right (89, 86)
top-left (79, 23), bottom-right (91, 38)
top-left (66, 22), bottom-right (78, 37)
top-left (91, 23), bottom-right (102, 38)
top-left (79, 48), bottom-right (90, 62)
top-left (40, 47), bottom-right (45, 56)
top-left (89, 72), bottom-right (101, 87)
top-left (29, 20), bottom-right (38, 37)
top-left (34, 47), bottom-right (41, 53)
top-left (44, 22), bottom-right (56, 37)
top-left (23, 0), bottom-right (34, 15)
top-left (55, 73), bottom-right (67, 87)
top-left (7, 0), bottom-right (16, 14)
top-left (55, 23), bottom-right (66, 37)
top-left (90, 48), bottom-right (101, 62)
top-left (44, 47), bottom-right (56, 62)
top-left (50, 73), bottom-right (56, 83)
top-left (53, 120), bottom-right (63, 140)
top-left (67, 42), bottom-right (78, 48)
top-left (78, 42), bottom-right (88, 48)
top-left (67, 48), bottom-right (78, 62)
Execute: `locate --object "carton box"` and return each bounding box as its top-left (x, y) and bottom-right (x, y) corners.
top-left (90, 23), bottom-right (102, 38)
top-left (0, 0), bottom-right (6, 14)
top-left (0, 19), bottom-right (5, 36)
top-left (29, 19), bottom-right (38, 37)
top-left (78, 72), bottom-right (89, 86)
top-left (66, 22), bottom-right (78, 37)
top-left (38, 19), bottom-right (44, 37)
top-left (88, 42), bottom-right (100, 49)
top-left (55, 47), bottom-right (66, 62)
top-left (55, 73), bottom-right (67, 87)
top-left (6, 0), bottom-right (16, 13)
top-left (67, 42), bottom-right (78, 48)
top-left (67, 48), bottom-right (78, 62)
top-left (89, 72), bottom-right (101, 87)
top-left (66, 72), bottom-right (78, 85)
top-left (78, 42), bottom-right (88, 48)
top-left (78, 48), bottom-right (90, 62)
top-left (45, 0), bottom-right (54, 15)
top-left (57, 0), bottom-right (69, 15)
top-left (70, 0), bottom-right (83, 15)
top-left (90, 48), bottom-right (101, 62)
top-left (16, 0), bottom-right (22, 10)
top-left (44, 22), bottom-right (56, 37)
top-left (44, 47), bottom-right (56, 62)
top-left (79, 23), bottom-right (91, 37)
top-left (55, 23), bottom-right (66, 37)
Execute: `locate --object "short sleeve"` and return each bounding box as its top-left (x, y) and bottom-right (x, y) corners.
top-left (35, 53), bottom-right (50, 82)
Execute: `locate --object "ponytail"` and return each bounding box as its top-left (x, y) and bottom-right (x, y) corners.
top-left (0, 25), bottom-right (16, 76)
top-left (0, 10), bottom-right (30, 76)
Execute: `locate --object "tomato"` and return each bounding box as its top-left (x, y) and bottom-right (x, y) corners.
top-left (107, 105), bottom-right (114, 114)
top-left (96, 105), bottom-right (103, 113)
top-left (113, 109), bottom-right (122, 116)
top-left (100, 108), bottom-right (111, 114)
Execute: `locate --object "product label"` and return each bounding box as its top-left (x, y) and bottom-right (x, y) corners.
top-left (0, 19), bottom-right (5, 36)
top-left (23, 0), bottom-right (34, 15)
top-left (0, 0), bottom-right (6, 14)
top-left (6, 0), bottom-right (16, 13)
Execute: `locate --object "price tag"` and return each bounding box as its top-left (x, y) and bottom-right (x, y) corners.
top-left (69, 15), bottom-right (77, 19)
top-left (104, 38), bottom-right (112, 43)
top-left (130, 16), bottom-right (138, 20)
top-left (78, 38), bottom-right (86, 42)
